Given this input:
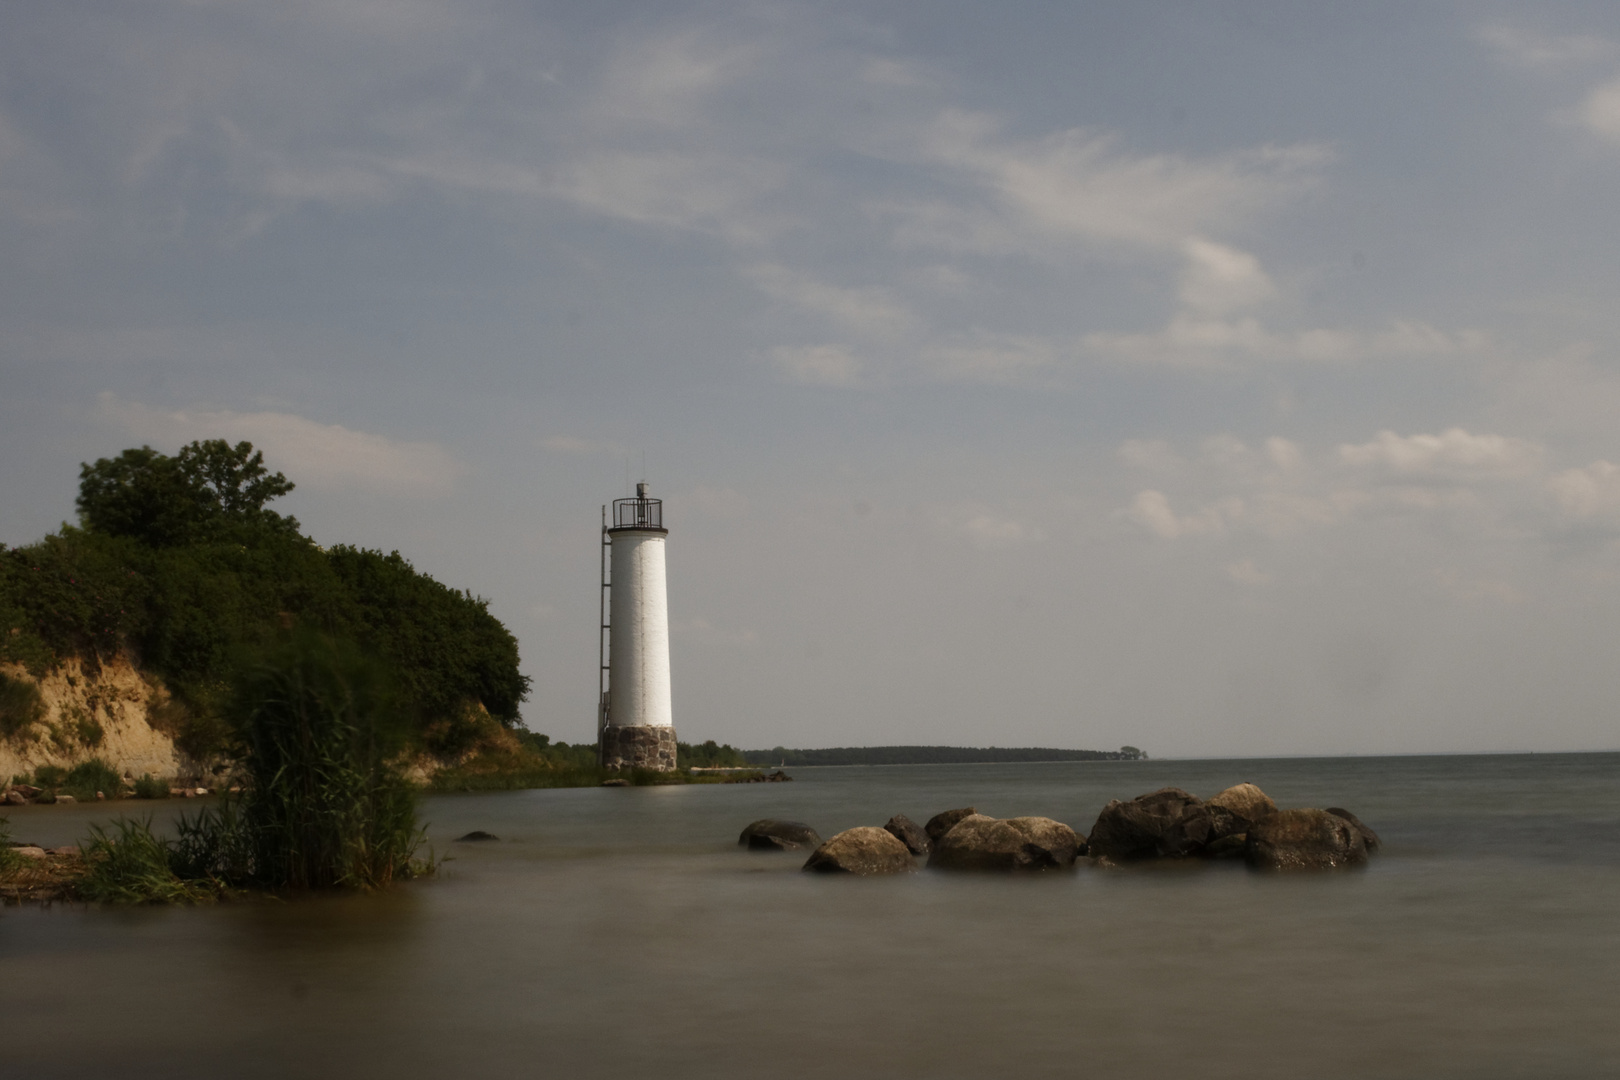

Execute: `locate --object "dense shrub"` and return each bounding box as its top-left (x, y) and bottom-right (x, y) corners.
top-left (132, 773), bottom-right (168, 799)
top-left (13, 758), bottom-right (125, 802)
top-left (0, 672), bottom-right (45, 742)
top-left (0, 440), bottom-right (531, 757)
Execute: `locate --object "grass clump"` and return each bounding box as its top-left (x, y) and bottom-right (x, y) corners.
top-left (77, 818), bottom-right (220, 904)
top-left (132, 773), bottom-right (168, 799)
top-left (188, 631), bottom-right (428, 890)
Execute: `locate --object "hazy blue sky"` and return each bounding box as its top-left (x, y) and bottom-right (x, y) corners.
top-left (6, 1), bottom-right (1620, 756)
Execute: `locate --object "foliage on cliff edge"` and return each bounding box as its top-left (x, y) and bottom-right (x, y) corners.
top-left (0, 440), bottom-right (530, 759)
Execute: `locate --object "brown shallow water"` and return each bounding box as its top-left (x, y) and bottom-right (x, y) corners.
top-left (3, 754), bottom-right (1619, 1079)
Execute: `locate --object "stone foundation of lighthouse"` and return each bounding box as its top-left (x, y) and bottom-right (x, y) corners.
top-left (600, 490), bottom-right (677, 772)
top-left (599, 724), bottom-right (678, 771)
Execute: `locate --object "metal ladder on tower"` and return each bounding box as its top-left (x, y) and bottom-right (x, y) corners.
top-left (597, 504), bottom-right (611, 767)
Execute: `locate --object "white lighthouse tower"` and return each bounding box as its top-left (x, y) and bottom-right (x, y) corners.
top-left (598, 482), bottom-right (677, 771)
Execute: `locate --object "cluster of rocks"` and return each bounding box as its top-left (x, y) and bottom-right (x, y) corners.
top-left (0, 784), bottom-right (106, 806)
top-left (724, 770), bottom-right (793, 784)
top-left (737, 783), bottom-right (1380, 875)
top-left (3, 782), bottom-right (216, 805)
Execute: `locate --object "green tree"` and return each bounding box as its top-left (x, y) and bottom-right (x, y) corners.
top-left (77, 440), bottom-right (298, 546)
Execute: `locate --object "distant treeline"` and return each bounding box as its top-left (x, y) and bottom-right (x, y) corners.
top-left (741, 745), bottom-right (1147, 767)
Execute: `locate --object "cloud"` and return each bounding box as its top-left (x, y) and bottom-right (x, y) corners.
top-left (1088, 313), bottom-right (1484, 371)
top-left (1573, 77), bottom-right (1620, 143)
top-left (746, 264), bottom-right (914, 336)
top-left (958, 512), bottom-right (1046, 548)
top-left (1124, 489), bottom-right (1229, 539)
top-left (769, 344), bottom-right (861, 386)
top-left (96, 393), bottom-right (463, 495)
top-left (1337, 429), bottom-right (1545, 479)
top-left (1478, 23), bottom-right (1615, 71)
top-left (1177, 238), bottom-right (1275, 315)
top-left (1115, 427), bottom-right (1620, 551)
top-left (596, 31), bottom-right (760, 128)
top-left (901, 111), bottom-right (1329, 254)
top-left (1549, 460), bottom-right (1620, 521)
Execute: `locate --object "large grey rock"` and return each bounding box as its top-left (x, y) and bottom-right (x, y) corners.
top-left (803, 827), bottom-right (915, 875)
top-left (739, 819), bottom-right (823, 851)
top-left (3, 790), bottom-right (27, 806)
top-left (924, 807), bottom-right (978, 846)
top-left (1324, 808), bottom-right (1381, 854)
top-left (883, 814), bottom-right (931, 855)
top-left (1086, 788), bottom-right (1203, 861)
top-left (928, 815), bottom-right (1082, 872)
top-left (1245, 808), bottom-right (1369, 870)
top-left (1208, 783), bottom-right (1278, 829)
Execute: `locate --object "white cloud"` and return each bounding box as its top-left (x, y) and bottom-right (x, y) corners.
top-left (770, 344), bottom-right (861, 386)
top-left (958, 512), bottom-right (1046, 548)
top-left (1124, 489), bottom-right (1229, 539)
top-left (746, 264), bottom-right (914, 336)
top-left (1549, 460), bottom-right (1620, 520)
top-left (1088, 314), bottom-right (1483, 371)
top-left (547, 150), bottom-right (787, 242)
top-left (1478, 23), bottom-right (1615, 71)
top-left (1178, 237), bottom-right (1275, 315)
top-left (96, 393), bottom-right (463, 495)
top-left (904, 110), bottom-right (1328, 254)
top-left (1337, 429), bottom-right (1545, 479)
top-left (1573, 77), bottom-right (1620, 143)
top-left (597, 32), bottom-right (759, 128)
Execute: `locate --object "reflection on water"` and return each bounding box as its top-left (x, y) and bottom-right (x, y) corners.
top-left (3, 755), bottom-right (1619, 1079)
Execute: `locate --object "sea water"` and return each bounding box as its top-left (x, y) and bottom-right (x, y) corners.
top-left (3, 754), bottom-right (1618, 1079)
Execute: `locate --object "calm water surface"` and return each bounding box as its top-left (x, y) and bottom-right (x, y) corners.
top-left (3, 754), bottom-right (1618, 1079)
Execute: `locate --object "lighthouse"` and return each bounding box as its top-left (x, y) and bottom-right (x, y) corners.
top-left (598, 481), bottom-right (677, 771)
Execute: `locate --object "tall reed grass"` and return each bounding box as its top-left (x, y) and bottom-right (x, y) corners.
top-left (204, 631), bottom-right (427, 890)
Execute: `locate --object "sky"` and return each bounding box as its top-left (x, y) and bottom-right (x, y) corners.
top-left (5, 1), bottom-right (1620, 757)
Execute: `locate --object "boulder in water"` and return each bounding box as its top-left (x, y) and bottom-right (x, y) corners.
top-left (928, 815), bottom-right (1082, 872)
top-left (739, 819), bottom-right (823, 851)
top-left (1324, 808), bottom-right (1381, 854)
top-left (803, 827), bottom-right (915, 875)
top-left (1208, 783), bottom-right (1278, 830)
top-left (883, 814), bottom-right (931, 855)
top-left (1086, 788), bottom-right (1203, 861)
top-left (1245, 808), bottom-right (1369, 870)
top-left (455, 831), bottom-right (499, 843)
top-left (924, 807), bottom-right (978, 846)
